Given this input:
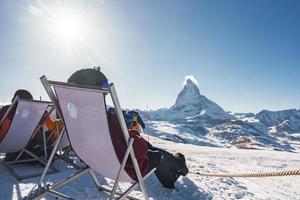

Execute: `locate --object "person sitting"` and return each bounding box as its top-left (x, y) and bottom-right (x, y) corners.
top-left (108, 108), bottom-right (145, 135)
top-left (0, 89), bottom-right (43, 162)
top-left (0, 89), bottom-right (34, 143)
top-left (68, 67), bottom-right (188, 188)
top-left (0, 105), bottom-right (14, 143)
top-left (43, 111), bottom-right (64, 145)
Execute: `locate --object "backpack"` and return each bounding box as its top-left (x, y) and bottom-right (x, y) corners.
top-left (155, 151), bottom-right (188, 189)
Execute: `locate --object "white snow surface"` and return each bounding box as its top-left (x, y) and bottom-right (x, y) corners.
top-left (1, 135), bottom-right (299, 200)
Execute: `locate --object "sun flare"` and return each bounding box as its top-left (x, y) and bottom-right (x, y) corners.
top-left (54, 13), bottom-right (83, 41)
top-left (28, 3), bottom-right (91, 51)
top-left (50, 12), bottom-right (85, 46)
top-left (28, 2), bottom-right (105, 56)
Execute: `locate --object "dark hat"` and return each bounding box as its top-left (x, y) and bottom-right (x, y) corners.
top-left (12, 89), bottom-right (33, 102)
top-left (67, 68), bottom-right (109, 88)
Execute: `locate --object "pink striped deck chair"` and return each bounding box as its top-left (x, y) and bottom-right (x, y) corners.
top-left (0, 98), bottom-right (58, 180)
top-left (33, 76), bottom-right (155, 200)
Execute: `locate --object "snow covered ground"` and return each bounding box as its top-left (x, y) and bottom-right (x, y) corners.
top-left (1, 135), bottom-right (299, 200)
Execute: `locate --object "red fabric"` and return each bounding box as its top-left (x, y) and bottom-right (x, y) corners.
top-left (107, 112), bottom-right (149, 180)
top-left (0, 105), bottom-right (16, 143)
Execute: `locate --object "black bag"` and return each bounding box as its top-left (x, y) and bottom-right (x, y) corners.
top-left (154, 151), bottom-right (188, 189)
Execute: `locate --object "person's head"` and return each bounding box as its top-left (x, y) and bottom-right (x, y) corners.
top-left (12, 89), bottom-right (33, 102)
top-left (67, 67), bottom-right (109, 89)
top-left (108, 107), bottom-right (116, 113)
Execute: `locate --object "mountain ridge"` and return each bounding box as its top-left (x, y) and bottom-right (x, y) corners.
top-left (138, 76), bottom-right (300, 152)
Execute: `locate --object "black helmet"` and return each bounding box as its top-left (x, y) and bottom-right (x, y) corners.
top-left (68, 68), bottom-right (109, 88)
top-left (12, 89), bottom-right (33, 102)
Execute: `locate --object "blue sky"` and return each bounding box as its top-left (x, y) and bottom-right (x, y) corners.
top-left (0, 0), bottom-right (299, 112)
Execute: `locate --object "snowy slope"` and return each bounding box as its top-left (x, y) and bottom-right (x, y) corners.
top-left (1, 135), bottom-right (299, 200)
top-left (144, 120), bottom-right (300, 153)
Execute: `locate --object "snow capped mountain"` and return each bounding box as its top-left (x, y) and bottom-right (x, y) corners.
top-left (172, 79), bottom-right (201, 110)
top-left (139, 76), bottom-right (300, 152)
top-left (260, 109), bottom-right (300, 146)
top-left (256, 109), bottom-right (300, 127)
top-left (148, 77), bottom-right (233, 122)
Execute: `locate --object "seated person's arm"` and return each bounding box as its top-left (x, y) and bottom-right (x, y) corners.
top-left (0, 118), bottom-right (12, 142)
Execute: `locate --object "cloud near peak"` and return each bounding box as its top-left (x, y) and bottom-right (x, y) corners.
top-left (182, 75), bottom-right (199, 87)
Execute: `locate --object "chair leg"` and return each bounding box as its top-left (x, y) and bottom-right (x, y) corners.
top-left (50, 167), bottom-right (90, 190)
top-left (117, 168), bottom-right (156, 200)
top-left (39, 127), bottom-right (65, 186)
top-left (7, 158), bottom-right (37, 165)
top-left (89, 169), bottom-right (101, 188)
top-left (110, 139), bottom-right (134, 200)
top-left (55, 153), bottom-right (82, 170)
top-left (23, 149), bottom-right (59, 172)
top-left (42, 130), bottom-right (48, 159)
top-left (1, 161), bottom-right (21, 181)
top-left (31, 167), bottom-right (90, 200)
top-left (2, 148), bottom-right (59, 181)
top-left (23, 149), bottom-right (47, 166)
top-left (89, 169), bottom-right (140, 200)
top-left (14, 149), bottom-right (25, 161)
top-left (130, 156), bottom-right (149, 200)
top-left (47, 189), bottom-right (74, 200)
top-left (117, 182), bottom-right (139, 200)
top-left (96, 186), bottom-right (140, 200)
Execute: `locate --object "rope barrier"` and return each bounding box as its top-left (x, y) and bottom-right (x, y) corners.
top-left (189, 169), bottom-right (300, 178)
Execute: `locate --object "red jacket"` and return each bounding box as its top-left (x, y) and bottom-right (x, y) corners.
top-left (107, 112), bottom-right (149, 180)
top-left (0, 105), bottom-right (17, 143)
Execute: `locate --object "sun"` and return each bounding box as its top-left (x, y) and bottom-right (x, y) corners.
top-left (28, 3), bottom-right (99, 53)
top-left (49, 12), bottom-right (85, 48)
top-left (53, 13), bottom-right (83, 42)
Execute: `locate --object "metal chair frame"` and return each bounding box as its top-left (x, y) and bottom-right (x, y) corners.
top-left (31, 76), bottom-right (155, 200)
top-left (0, 99), bottom-right (58, 180)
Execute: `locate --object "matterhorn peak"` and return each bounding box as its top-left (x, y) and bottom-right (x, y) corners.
top-left (183, 78), bottom-right (200, 94)
top-left (186, 78), bottom-right (194, 85)
top-left (168, 75), bottom-right (232, 120)
top-left (173, 76), bottom-right (201, 108)
top-left (182, 75), bottom-right (199, 87)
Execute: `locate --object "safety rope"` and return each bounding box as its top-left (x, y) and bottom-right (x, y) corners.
top-left (189, 169), bottom-right (300, 178)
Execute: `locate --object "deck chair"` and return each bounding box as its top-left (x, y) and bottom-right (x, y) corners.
top-left (0, 98), bottom-right (58, 180)
top-left (33, 76), bottom-right (155, 200)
